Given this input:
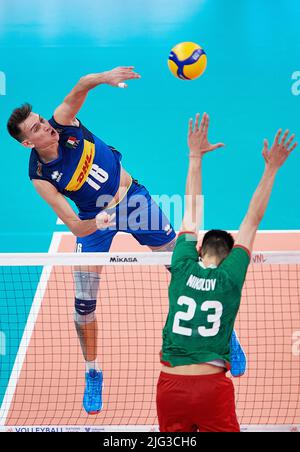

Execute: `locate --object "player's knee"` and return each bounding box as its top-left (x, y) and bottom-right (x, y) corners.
top-left (75, 297), bottom-right (97, 315)
top-left (152, 238), bottom-right (176, 253)
top-left (74, 271), bottom-right (100, 324)
top-left (74, 271), bottom-right (100, 300)
top-left (159, 238), bottom-right (176, 253)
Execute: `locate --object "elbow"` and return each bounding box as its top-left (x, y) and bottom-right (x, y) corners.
top-left (71, 227), bottom-right (88, 239)
top-left (252, 211), bottom-right (264, 225)
top-left (78, 75), bottom-right (92, 90)
top-left (67, 223), bottom-right (83, 238)
top-left (256, 214), bottom-right (264, 225)
top-left (74, 231), bottom-right (85, 239)
top-left (78, 75), bottom-right (87, 86)
top-left (64, 77), bottom-right (88, 101)
top-left (70, 222), bottom-right (97, 239)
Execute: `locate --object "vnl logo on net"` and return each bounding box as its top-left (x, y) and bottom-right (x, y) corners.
top-left (0, 71), bottom-right (6, 96)
top-left (291, 71), bottom-right (300, 96)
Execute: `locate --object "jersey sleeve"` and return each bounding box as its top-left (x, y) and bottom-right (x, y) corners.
top-left (219, 246), bottom-right (251, 290)
top-left (171, 232), bottom-right (199, 274)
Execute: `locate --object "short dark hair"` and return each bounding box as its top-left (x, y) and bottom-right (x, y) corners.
top-left (7, 103), bottom-right (32, 142)
top-left (201, 229), bottom-right (234, 260)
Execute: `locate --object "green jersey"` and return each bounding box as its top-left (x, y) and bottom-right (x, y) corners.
top-left (161, 232), bottom-right (250, 369)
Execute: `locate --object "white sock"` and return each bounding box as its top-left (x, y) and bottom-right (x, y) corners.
top-left (85, 360), bottom-right (100, 372)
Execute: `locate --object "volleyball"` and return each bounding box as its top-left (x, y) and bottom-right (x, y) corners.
top-left (168, 42), bottom-right (207, 80)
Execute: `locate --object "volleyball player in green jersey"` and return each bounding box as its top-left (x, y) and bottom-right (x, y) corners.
top-left (157, 112), bottom-right (297, 432)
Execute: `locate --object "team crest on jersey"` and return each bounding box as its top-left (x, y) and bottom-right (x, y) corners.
top-left (51, 171), bottom-right (63, 183)
top-left (66, 136), bottom-right (80, 149)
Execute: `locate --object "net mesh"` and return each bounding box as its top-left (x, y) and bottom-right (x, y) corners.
top-left (0, 252), bottom-right (300, 430)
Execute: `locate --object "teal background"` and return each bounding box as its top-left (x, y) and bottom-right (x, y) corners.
top-left (0, 0), bottom-right (299, 252)
top-left (0, 0), bottom-right (300, 412)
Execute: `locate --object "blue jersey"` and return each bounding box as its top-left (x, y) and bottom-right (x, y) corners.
top-left (29, 117), bottom-right (122, 219)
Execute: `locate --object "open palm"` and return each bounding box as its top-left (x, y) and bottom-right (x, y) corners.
top-left (102, 66), bottom-right (141, 88)
top-left (188, 113), bottom-right (224, 156)
top-left (262, 129), bottom-right (297, 169)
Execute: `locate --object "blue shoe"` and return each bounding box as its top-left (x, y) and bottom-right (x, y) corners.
top-left (83, 369), bottom-right (103, 415)
top-left (230, 330), bottom-right (247, 378)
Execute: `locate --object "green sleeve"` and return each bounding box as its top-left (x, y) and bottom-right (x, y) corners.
top-left (219, 246), bottom-right (251, 290)
top-left (171, 232), bottom-right (199, 273)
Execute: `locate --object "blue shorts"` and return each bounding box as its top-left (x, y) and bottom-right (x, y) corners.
top-left (76, 180), bottom-right (176, 252)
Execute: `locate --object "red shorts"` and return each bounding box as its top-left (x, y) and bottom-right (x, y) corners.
top-left (156, 371), bottom-right (240, 432)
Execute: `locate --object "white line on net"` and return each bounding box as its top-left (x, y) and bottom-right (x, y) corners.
top-left (0, 251), bottom-right (300, 266)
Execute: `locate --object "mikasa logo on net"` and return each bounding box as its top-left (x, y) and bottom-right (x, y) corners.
top-left (110, 256), bottom-right (138, 263)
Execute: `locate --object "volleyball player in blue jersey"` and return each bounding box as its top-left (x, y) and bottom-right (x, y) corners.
top-left (7, 66), bottom-right (246, 414)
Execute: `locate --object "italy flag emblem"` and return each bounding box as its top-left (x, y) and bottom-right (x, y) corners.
top-left (66, 136), bottom-right (79, 149)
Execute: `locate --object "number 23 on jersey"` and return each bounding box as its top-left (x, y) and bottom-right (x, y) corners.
top-left (172, 296), bottom-right (223, 338)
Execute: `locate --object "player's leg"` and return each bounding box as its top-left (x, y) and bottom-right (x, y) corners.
top-left (73, 267), bottom-right (102, 414)
top-left (75, 229), bottom-right (116, 414)
top-left (73, 269), bottom-right (101, 365)
top-left (157, 372), bottom-right (197, 432)
top-left (197, 372), bottom-right (240, 432)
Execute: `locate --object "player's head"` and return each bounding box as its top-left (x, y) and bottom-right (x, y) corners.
top-left (7, 103), bottom-right (59, 149)
top-left (200, 229), bottom-right (234, 265)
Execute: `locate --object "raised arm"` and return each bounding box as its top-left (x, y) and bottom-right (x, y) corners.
top-left (53, 67), bottom-right (141, 126)
top-left (33, 180), bottom-right (98, 238)
top-left (180, 113), bottom-right (224, 234)
top-left (236, 129), bottom-right (297, 252)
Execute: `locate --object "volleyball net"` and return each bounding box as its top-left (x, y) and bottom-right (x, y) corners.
top-left (0, 251), bottom-right (299, 432)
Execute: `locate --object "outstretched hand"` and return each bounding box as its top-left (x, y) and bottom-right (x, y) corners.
top-left (188, 113), bottom-right (224, 157)
top-left (262, 129), bottom-right (297, 170)
top-left (101, 66), bottom-right (141, 88)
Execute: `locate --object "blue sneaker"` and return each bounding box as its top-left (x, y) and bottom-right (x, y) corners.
top-left (230, 330), bottom-right (247, 377)
top-left (83, 369), bottom-right (103, 415)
